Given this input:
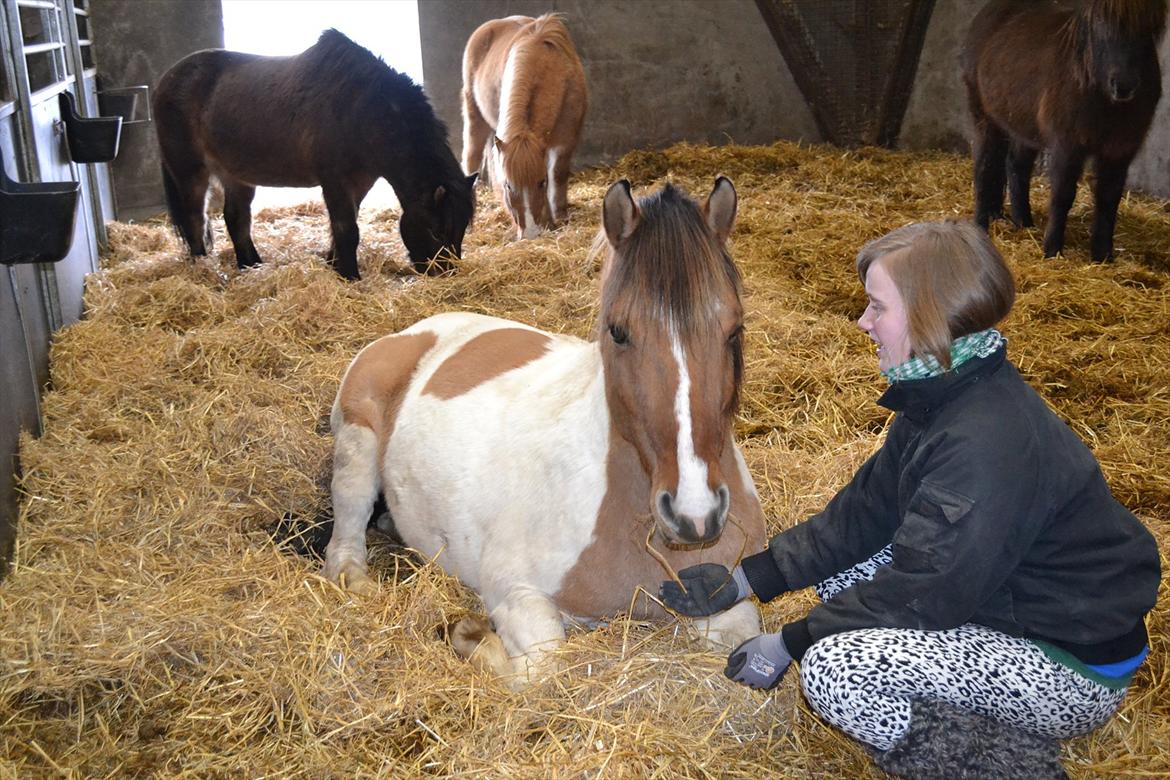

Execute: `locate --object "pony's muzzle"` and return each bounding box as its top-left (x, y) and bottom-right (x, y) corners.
top-left (655, 484), bottom-right (730, 545)
top-left (1107, 75), bottom-right (1138, 103)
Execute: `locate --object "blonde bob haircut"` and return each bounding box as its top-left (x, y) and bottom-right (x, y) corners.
top-left (856, 220), bottom-right (1015, 370)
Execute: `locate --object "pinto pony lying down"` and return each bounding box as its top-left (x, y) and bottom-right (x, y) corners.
top-left (323, 177), bottom-right (766, 686)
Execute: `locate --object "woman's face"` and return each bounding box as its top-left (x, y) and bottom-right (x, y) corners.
top-left (858, 257), bottom-right (911, 372)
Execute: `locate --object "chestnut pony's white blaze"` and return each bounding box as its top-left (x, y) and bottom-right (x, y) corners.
top-left (461, 14), bottom-right (588, 239)
top-left (323, 178), bottom-right (766, 687)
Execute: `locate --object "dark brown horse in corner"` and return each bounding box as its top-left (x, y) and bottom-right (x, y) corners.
top-left (963, 0), bottom-right (1166, 262)
top-left (153, 30), bottom-right (477, 280)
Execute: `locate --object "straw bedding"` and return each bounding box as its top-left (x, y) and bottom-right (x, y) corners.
top-left (2, 140), bottom-right (1167, 778)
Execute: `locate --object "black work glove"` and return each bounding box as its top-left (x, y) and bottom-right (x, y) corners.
top-left (724, 632), bottom-right (792, 690)
top-left (659, 563), bottom-right (751, 616)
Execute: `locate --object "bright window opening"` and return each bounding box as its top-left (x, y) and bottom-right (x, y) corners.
top-left (220, 0), bottom-right (422, 210)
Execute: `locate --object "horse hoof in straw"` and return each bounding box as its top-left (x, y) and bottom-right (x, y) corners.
top-left (448, 615), bottom-right (524, 688)
top-left (331, 561), bottom-right (377, 596)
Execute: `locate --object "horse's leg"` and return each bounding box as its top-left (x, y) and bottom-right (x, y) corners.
top-left (548, 144), bottom-right (574, 225)
top-left (1089, 155), bottom-right (1132, 262)
top-left (461, 88), bottom-right (493, 180)
top-left (221, 180), bottom-right (262, 268)
top-left (1007, 142), bottom-right (1038, 229)
top-left (453, 584), bottom-right (565, 689)
top-left (324, 180), bottom-right (373, 264)
top-left (1042, 147), bottom-right (1087, 258)
top-left (971, 120), bottom-right (1009, 229)
top-left (320, 183), bottom-right (361, 281)
top-left (690, 599), bottom-right (762, 653)
top-left (323, 416), bottom-right (379, 596)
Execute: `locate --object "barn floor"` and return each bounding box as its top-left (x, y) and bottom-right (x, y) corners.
top-left (2, 140), bottom-right (1167, 778)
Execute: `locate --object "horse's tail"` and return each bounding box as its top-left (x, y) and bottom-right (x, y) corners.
top-left (159, 163), bottom-right (201, 254)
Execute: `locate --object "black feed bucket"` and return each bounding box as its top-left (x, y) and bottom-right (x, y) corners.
top-left (97, 85), bottom-right (151, 124)
top-left (58, 91), bottom-right (123, 163)
top-left (0, 163), bottom-right (80, 265)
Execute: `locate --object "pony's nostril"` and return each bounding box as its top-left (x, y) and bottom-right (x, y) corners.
top-left (656, 490), bottom-right (676, 525)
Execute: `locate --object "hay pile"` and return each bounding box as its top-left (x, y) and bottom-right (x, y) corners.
top-left (2, 140), bottom-right (1167, 778)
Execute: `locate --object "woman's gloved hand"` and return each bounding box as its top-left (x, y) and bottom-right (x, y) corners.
top-left (724, 632), bottom-right (792, 690)
top-left (659, 563), bottom-right (751, 616)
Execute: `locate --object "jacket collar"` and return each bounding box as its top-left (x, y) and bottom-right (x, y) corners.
top-left (877, 345), bottom-right (1007, 422)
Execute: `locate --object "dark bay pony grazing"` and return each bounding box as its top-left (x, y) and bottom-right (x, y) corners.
top-left (461, 14), bottom-right (588, 240)
top-left (963, 0), bottom-right (1166, 262)
top-left (323, 177), bottom-right (766, 687)
top-left (152, 30), bottom-right (476, 280)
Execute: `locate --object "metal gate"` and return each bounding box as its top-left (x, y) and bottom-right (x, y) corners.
top-left (1, 0), bottom-right (119, 575)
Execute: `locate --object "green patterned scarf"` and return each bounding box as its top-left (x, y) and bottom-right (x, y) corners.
top-left (882, 328), bottom-right (1005, 383)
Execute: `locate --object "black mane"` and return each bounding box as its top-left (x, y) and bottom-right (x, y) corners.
top-left (308, 30), bottom-right (466, 187)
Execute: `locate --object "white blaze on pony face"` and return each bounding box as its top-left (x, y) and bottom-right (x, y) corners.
top-left (522, 191), bottom-right (540, 239)
top-left (668, 328), bottom-right (722, 525)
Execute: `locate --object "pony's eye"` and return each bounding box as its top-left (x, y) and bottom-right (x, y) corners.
top-left (538, 179), bottom-right (547, 190)
top-left (609, 324), bottom-right (629, 346)
top-left (728, 325), bottom-right (744, 345)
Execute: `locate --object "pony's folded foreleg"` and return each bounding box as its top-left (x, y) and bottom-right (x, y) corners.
top-left (323, 419), bottom-right (379, 595)
top-left (454, 585), bottom-right (566, 689)
top-left (689, 599), bottom-right (762, 654)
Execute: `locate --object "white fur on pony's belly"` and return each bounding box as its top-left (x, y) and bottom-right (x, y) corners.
top-left (381, 324), bottom-right (607, 607)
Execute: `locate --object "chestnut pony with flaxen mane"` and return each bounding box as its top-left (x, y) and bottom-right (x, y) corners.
top-left (153, 30), bottom-right (476, 280)
top-left (963, 0), bottom-right (1166, 262)
top-left (461, 14), bottom-right (588, 240)
top-left (322, 178), bottom-right (765, 687)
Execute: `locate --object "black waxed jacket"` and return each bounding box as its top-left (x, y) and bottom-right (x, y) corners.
top-left (741, 346), bottom-right (1160, 664)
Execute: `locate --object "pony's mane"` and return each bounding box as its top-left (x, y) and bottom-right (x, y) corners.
top-left (1060, 0), bottom-right (1168, 76)
top-left (498, 13), bottom-right (578, 174)
top-left (600, 185), bottom-right (742, 339)
top-left (499, 131), bottom-right (546, 186)
top-left (524, 13), bottom-right (578, 60)
top-left (309, 30), bottom-right (468, 188)
top-left (1087, 0), bottom-right (1168, 37)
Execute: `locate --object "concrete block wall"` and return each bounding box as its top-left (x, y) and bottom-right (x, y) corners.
top-left (422, 0), bottom-right (1170, 199)
top-left (88, 0), bottom-right (223, 221)
top-left (418, 0), bottom-right (821, 170)
top-left (84, 0), bottom-right (1170, 218)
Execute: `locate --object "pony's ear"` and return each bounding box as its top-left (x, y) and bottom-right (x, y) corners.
top-left (434, 185), bottom-right (446, 205)
top-left (466, 172), bottom-right (479, 188)
top-left (702, 175), bottom-right (737, 245)
top-left (602, 179), bottom-right (639, 247)
top-left (494, 136), bottom-right (507, 154)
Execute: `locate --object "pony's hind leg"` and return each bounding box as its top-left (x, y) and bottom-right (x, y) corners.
top-left (971, 120), bottom-right (1009, 229)
top-left (1042, 147), bottom-right (1087, 258)
top-left (461, 89), bottom-right (493, 179)
top-left (323, 418), bottom-right (380, 595)
top-left (1007, 142), bottom-right (1038, 228)
top-left (221, 180), bottom-right (262, 268)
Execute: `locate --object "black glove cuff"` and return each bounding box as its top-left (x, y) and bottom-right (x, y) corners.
top-left (781, 619), bottom-right (814, 662)
top-left (740, 548), bottom-right (789, 603)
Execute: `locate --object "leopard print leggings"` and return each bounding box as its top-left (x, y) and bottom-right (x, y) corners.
top-left (799, 545), bottom-right (1128, 750)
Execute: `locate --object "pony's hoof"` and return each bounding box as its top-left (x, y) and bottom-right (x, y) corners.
top-left (328, 560), bottom-right (377, 596)
top-left (449, 615), bottom-right (512, 680)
